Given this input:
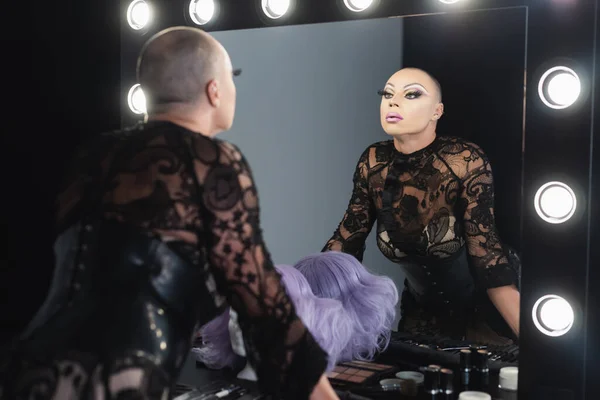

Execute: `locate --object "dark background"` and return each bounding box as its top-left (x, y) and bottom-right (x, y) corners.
top-left (402, 8), bottom-right (527, 254)
top-left (0, 2), bottom-right (121, 340)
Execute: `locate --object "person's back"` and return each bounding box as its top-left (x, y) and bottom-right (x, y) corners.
top-left (0, 27), bottom-right (337, 400)
top-left (11, 122), bottom-right (235, 380)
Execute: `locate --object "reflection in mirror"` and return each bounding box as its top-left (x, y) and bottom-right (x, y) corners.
top-left (211, 5), bottom-right (526, 368)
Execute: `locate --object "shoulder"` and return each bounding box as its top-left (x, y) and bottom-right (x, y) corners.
top-left (436, 136), bottom-right (487, 157)
top-left (437, 136), bottom-right (489, 162)
top-left (436, 136), bottom-right (491, 179)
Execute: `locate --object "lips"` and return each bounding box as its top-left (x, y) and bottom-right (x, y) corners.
top-left (386, 112), bottom-right (403, 122)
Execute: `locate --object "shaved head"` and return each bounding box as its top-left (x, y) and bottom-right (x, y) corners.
top-left (137, 26), bottom-right (224, 112)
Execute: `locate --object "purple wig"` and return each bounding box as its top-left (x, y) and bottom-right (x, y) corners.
top-left (193, 265), bottom-right (355, 371)
top-left (191, 307), bottom-right (243, 370)
top-left (293, 251), bottom-right (399, 360)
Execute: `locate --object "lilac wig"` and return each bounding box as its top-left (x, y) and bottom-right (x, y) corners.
top-left (193, 265), bottom-right (355, 371)
top-left (293, 251), bottom-right (399, 360)
top-left (191, 307), bottom-right (242, 370)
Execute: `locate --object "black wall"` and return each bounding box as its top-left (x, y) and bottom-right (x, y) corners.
top-left (402, 7), bottom-right (527, 255)
top-left (0, 1), bottom-right (121, 340)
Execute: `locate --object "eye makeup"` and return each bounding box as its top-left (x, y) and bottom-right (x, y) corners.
top-left (404, 83), bottom-right (429, 94)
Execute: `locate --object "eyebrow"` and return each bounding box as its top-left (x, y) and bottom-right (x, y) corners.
top-left (385, 82), bottom-right (429, 93)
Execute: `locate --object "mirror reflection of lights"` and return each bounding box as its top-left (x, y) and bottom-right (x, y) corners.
top-left (534, 181), bottom-right (577, 224)
top-left (343, 0), bottom-right (374, 12)
top-left (189, 0), bottom-right (215, 25)
top-left (127, 84), bottom-right (147, 115)
top-left (261, 0), bottom-right (291, 19)
top-left (538, 66), bottom-right (581, 109)
top-left (532, 294), bottom-right (575, 337)
top-left (127, 0), bottom-right (151, 30)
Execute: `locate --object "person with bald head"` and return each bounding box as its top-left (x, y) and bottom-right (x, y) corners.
top-left (1, 27), bottom-right (337, 400)
top-left (323, 68), bottom-right (521, 345)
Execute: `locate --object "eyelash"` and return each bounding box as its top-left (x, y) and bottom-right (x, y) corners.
top-left (378, 90), bottom-right (423, 99)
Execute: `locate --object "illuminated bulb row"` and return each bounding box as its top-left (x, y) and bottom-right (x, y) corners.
top-left (127, 0), bottom-right (467, 30)
top-left (127, 0), bottom-right (292, 29)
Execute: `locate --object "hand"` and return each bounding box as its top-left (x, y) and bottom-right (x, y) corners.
top-left (309, 375), bottom-right (339, 400)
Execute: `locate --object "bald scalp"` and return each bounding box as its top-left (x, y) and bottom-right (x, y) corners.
top-left (401, 67), bottom-right (443, 102)
top-left (137, 27), bottom-right (222, 113)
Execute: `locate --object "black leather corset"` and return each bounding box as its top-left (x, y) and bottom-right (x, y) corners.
top-left (396, 246), bottom-right (477, 316)
top-left (18, 219), bottom-right (217, 377)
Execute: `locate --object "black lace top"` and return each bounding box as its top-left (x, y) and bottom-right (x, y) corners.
top-left (323, 136), bottom-right (517, 290)
top-left (56, 121), bottom-right (327, 399)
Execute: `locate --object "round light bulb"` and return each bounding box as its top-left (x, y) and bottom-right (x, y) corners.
top-left (262, 0), bottom-right (291, 19)
top-left (538, 66), bottom-right (581, 109)
top-left (343, 0), bottom-right (374, 12)
top-left (127, 84), bottom-right (147, 115)
top-left (532, 294), bottom-right (575, 337)
top-left (534, 181), bottom-right (577, 224)
top-left (127, 0), bottom-right (151, 30)
top-left (189, 0), bottom-right (215, 25)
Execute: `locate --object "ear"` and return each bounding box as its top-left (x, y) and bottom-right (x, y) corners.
top-left (432, 102), bottom-right (444, 120)
top-left (206, 79), bottom-right (220, 107)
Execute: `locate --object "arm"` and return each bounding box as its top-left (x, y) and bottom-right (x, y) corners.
top-left (198, 141), bottom-right (332, 399)
top-left (458, 145), bottom-right (520, 336)
top-left (322, 147), bottom-right (376, 262)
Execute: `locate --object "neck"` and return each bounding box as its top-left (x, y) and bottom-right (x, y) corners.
top-left (392, 125), bottom-right (437, 154)
top-left (147, 105), bottom-right (219, 137)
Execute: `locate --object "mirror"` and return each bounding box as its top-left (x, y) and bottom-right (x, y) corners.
top-left (211, 6), bottom-right (526, 352)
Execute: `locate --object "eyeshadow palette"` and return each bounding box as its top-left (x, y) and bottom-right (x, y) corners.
top-left (338, 361), bottom-right (395, 372)
top-left (326, 361), bottom-right (397, 387)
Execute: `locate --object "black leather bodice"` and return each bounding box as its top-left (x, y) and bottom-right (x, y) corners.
top-left (396, 245), bottom-right (521, 339)
top-left (18, 219), bottom-right (214, 378)
top-left (398, 246), bottom-right (476, 316)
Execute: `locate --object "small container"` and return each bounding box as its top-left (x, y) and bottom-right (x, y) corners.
top-left (395, 371), bottom-right (424, 396)
top-left (499, 367), bottom-right (518, 391)
top-left (498, 367), bottom-right (519, 400)
top-left (458, 391), bottom-right (492, 400)
top-left (379, 378), bottom-right (403, 391)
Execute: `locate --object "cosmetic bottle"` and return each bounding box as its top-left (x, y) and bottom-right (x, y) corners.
top-left (421, 366), bottom-right (440, 399)
top-left (459, 349), bottom-right (472, 391)
top-left (439, 368), bottom-right (454, 400)
top-left (474, 349), bottom-right (490, 392)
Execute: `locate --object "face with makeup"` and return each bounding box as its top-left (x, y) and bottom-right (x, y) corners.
top-left (380, 68), bottom-right (444, 137)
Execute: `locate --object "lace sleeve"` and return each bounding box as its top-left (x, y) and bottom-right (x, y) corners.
top-left (322, 147), bottom-right (375, 262)
top-left (458, 144), bottom-right (518, 289)
top-left (195, 139), bottom-right (328, 399)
